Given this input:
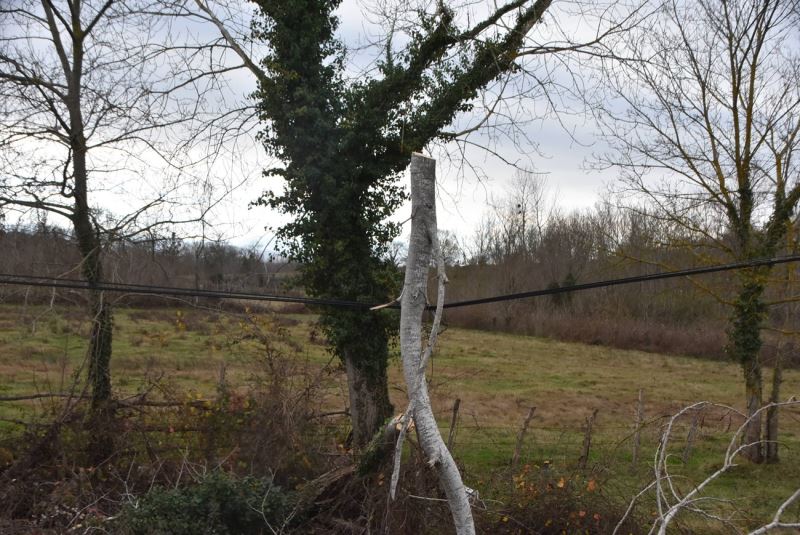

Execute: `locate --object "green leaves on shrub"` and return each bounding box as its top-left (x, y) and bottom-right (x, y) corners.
top-left (116, 472), bottom-right (291, 534)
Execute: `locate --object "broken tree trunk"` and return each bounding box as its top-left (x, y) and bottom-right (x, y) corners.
top-left (394, 153), bottom-right (475, 534)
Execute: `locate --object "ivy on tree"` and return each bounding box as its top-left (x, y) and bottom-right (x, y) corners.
top-left (251, 0), bottom-right (551, 446)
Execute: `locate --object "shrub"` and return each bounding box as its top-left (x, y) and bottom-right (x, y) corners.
top-left (116, 472), bottom-right (291, 535)
top-left (477, 464), bottom-right (643, 534)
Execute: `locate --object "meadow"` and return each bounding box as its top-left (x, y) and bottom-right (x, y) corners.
top-left (1, 302), bottom-right (799, 532)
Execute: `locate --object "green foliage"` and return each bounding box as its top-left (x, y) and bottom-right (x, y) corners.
top-left (547, 273), bottom-right (577, 308)
top-left (546, 280), bottom-right (562, 307)
top-left (116, 472), bottom-right (291, 535)
top-left (246, 0), bottom-right (554, 445)
top-left (355, 416), bottom-right (396, 476)
top-left (249, 0), bottom-right (550, 394)
top-left (251, 0), bottom-right (403, 381)
top-left (727, 269), bottom-right (768, 365)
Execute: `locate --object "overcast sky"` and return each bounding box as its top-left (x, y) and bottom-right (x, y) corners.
top-left (209, 0), bottom-right (619, 250)
top-left (1, 0), bottom-right (618, 251)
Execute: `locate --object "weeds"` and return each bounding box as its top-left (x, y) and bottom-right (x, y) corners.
top-left (0, 304), bottom-right (798, 532)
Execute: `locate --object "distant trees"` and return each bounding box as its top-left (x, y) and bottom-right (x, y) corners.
top-left (465, 173), bottom-right (602, 295)
top-left (595, 0), bottom-right (800, 462)
top-left (438, 230), bottom-right (466, 268)
top-left (444, 178), bottom-right (744, 357)
top-left (0, 225), bottom-right (291, 301)
top-left (470, 171), bottom-right (551, 265)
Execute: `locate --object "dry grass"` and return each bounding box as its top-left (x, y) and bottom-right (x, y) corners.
top-left (427, 327), bottom-right (800, 427)
top-left (2, 302), bottom-right (799, 440)
top-left (1, 303), bottom-right (799, 531)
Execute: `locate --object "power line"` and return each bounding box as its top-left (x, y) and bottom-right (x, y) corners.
top-left (440, 253), bottom-right (800, 309)
top-left (1, 253), bottom-right (799, 310)
top-left (0, 273), bottom-right (370, 309)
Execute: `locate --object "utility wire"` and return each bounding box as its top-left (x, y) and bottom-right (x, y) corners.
top-left (0, 273), bottom-right (369, 309)
top-left (440, 253), bottom-right (800, 309)
top-left (1, 253), bottom-right (799, 310)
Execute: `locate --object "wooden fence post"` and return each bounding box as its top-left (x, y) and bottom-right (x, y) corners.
top-left (447, 398), bottom-right (461, 450)
top-left (511, 406), bottom-right (536, 475)
top-left (578, 408), bottom-right (599, 470)
top-left (632, 389), bottom-right (644, 470)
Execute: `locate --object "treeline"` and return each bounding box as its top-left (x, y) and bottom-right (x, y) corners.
top-left (2, 202), bottom-right (798, 365)
top-left (0, 223), bottom-right (298, 305)
top-left (439, 174), bottom-right (800, 364)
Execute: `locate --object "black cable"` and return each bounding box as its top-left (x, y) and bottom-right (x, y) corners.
top-left (0, 273), bottom-right (372, 309)
top-left (440, 253), bottom-right (800, 309)
top-left (0, 253), bottom-right (799, 310)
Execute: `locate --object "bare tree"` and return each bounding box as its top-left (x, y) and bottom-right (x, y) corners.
top-left (595, 0), bottom-right (800, 462)
top-left (0, 0), bottom-right (232, 457)
top-left (490, 170), bottom-right (552, 262)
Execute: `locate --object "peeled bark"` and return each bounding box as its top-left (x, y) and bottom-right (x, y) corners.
top-left (398, 154), bottom-right (475, 534)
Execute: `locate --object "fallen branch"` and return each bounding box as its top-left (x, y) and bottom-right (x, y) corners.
top-left (0, 393), bottom-right (89, 402)
top-left (615, 400), bottom-right (800, 535)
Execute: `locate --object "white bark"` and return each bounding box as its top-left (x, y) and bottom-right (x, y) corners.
top-left (613, 400), bottom-right (800, 535)
top-left (395, 153), bottom-right (475, 534)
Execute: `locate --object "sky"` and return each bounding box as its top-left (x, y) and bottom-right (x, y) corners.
top-left (1, 0), bottom-right (619, 252)
top-left (211, 0), bottom-right (620, 250)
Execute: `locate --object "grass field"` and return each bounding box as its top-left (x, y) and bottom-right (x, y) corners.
top-left (1, 302), bottom-right (799, 531)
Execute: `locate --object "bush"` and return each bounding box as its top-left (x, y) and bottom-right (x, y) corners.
top-left (477, 464), bottom-right (643, 534)
top-left (116, 472), bottom-right (291, 535)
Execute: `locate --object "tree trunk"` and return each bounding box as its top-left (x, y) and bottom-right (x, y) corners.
top-left (344, 352), bottom-right (393, 448)
top-left (742, 361), bottom-right (763, 463)
top-left (71, 110), bottom-right (114, 461)
top-left (400, 154), bottom-right (475, 534)
top-left (87, 286), bottom-right (113, 409)
top-left (728, 272), bottom-right (767, 463)
top-left (72, 141), bottom-right (113, 408)
top-left (766, 256), bottom-right (794, 464)
top-left (75, 218), bottom-right (115, 463)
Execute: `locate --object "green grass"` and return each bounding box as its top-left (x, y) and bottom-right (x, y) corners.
top-left (0, 303), bottom-right (799, 531)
